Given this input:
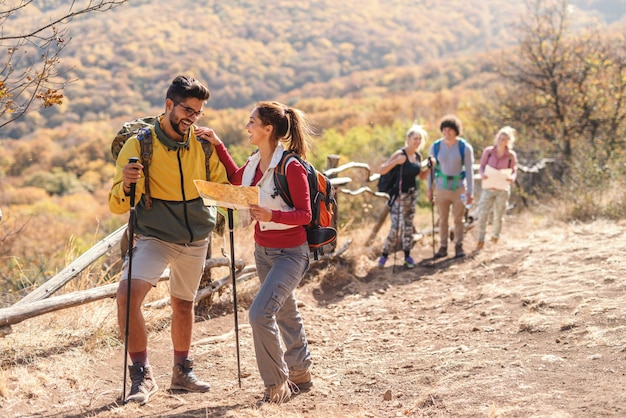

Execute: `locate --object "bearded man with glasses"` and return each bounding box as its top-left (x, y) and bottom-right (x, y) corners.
top-left (109, 75), bottom-right (229, 405)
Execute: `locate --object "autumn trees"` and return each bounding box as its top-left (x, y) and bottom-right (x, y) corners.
top-left (498, 0), bottom-right (626, 164)
top-left (477, 0), bottom-right (626, 218)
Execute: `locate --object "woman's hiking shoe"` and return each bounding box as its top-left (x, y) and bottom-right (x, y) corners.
top-left (261, 380), bottom-right (298, 405)
top-left (454, 244), bottom-right (466, 258)
top-left (127, 363), bottom-right (158, 405)
top-left (491, 237), bottom-right (499, 244)
top-left (377, 256), bottom-right (387, 267)
top-left (404, 256), bottom-right (416, 269)
top-left (434, 246), bottom-right (448, 259)
top-left (170, 358), bottom-right (211, 392)
top-left (289, 368), bottom-right (313, 390)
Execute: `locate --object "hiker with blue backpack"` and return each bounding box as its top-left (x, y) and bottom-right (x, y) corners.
top-left (475, 126), bottom-right (518, 250)
top-left (197, 101), bottom-right (313, 405)
top-left (427, 114), bottom-right (475, 259)
top-left (377, 124), bottom-right (434, 269)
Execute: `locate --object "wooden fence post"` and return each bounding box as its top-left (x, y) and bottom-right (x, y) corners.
top-left (366, 205), bottom-right (390, 246)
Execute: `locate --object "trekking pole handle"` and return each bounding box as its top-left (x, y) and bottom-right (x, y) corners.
top-left (128, 157), bottom-right (139, 208)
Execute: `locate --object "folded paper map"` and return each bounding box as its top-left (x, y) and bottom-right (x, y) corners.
top-left (481, 165), bottom-right (513, 191)
top-left (193, 180), bottom-right (259, 210)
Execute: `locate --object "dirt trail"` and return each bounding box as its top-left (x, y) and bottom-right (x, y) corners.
top-left (1, 217), bottom-right (626, 417)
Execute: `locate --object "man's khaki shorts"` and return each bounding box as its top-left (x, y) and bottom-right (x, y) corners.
top-left (120, 235), bottom-right (209, 301)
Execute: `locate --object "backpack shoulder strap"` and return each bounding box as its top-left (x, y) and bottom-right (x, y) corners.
top-left (457, 138), bottom-right (467, 172)
top-left (400, 148), bottom-right (409, 160)
top-left (399, 148), bottom-right (410, 178)
top-left (198, 137), bottom-right (214, 181)
top-left (273, 149), bottom-right (298, 207)
top-left (434, 138), bottom-right (465, 160)
top-left (433, 139), bottom-right (442, 159)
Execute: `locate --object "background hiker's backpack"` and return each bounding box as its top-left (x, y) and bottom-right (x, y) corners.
top-left (433, 138), bottom-right (467, 170)
top-left (110, 116), bottom-right (214, 211)
top-left (432, 138), bottom-right (467, 190)
top-left (273, 150), bottom-right (338, 260)
top-left (377, 149), bottom-right (409, 206)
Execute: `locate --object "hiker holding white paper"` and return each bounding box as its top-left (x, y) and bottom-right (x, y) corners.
top-left (475, 126), bottom-right (518, 250)
top-left (198, 101), bottom-right (314, 405)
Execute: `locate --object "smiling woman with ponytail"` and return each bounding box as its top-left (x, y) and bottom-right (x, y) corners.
top-left (196, 100), bottom-right (314, 404)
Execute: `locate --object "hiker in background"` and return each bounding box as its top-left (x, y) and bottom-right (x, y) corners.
top-left (109, 75), bottom-right (229, 405)
top-left (197, 101), bottom-right (313, 405)
top-left (427, 114), bottom-right (475, 259)
top-left (475, 126), bottom-right (518, 250)
top-left (378, 124), bottom-right (433, 269)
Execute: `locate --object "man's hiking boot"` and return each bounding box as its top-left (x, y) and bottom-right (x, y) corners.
top-left (434, 246), bottom-right (448, 259)
top-left (455, 244), bottom-right (466, 258)
top-left (475, 241), bottom-right (484, 251)
top-left (404, 256), bottom-right (416, 269)
top-left (171, 358), bottom-right (211, 392)
top-left (126, 363), bottom-right (158, 405)
top-left (289, 368), bottom-right (313, 390)
top-left (378, 256), bottom-right (387, 267)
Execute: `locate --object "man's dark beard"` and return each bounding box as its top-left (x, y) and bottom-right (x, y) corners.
top-left (170, 114), bottom-right (190, 138)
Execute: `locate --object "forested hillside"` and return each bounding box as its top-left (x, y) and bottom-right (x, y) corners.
top-left (1, 0), bottom-right (626, 304)
top-left (3, 0), bottom-right (624, 138)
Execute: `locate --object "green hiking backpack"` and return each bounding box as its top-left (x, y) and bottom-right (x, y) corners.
top-left (110, 116), bottom-right (214, 211)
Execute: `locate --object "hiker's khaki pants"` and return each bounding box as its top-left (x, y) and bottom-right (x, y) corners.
top-left (435, 187), bottom-right (466, 247)
top-left (476, 188), bottom-right (510, 242)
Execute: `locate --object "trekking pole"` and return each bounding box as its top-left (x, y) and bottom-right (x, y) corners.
top-left (393, 163), bottom-right (404, 273)
top-left (122, 156), bottom-right (139, 404)
top-left (227, 208), bottom-right (242, 388)
top-left (429, 160), bottom-right (436, 265)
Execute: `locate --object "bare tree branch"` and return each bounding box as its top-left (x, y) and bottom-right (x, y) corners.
top-left (0, 0), bottom-right (126, 128)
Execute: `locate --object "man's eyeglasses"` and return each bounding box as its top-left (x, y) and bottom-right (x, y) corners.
top-left (172, 100), bottom-right (204, 118)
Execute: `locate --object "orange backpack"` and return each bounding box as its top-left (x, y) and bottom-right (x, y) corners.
top-left (273, 150), bottom-right (338, 260)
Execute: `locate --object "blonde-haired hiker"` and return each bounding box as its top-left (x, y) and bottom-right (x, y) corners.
top-left (475, 126), bottom-right (518, 250)
top-left (378, 124), bottom-right (433, 268)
